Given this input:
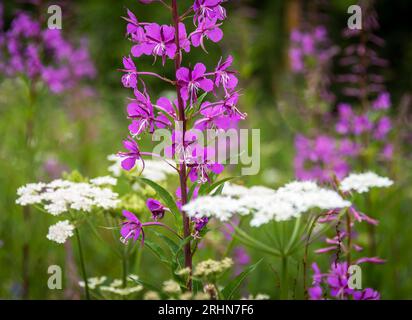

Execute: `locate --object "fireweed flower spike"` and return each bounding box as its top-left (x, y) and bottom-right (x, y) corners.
top-left (118, 0), bottom-right (240, 290)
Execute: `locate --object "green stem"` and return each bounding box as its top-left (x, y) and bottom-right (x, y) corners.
top-left (285, 216), bottom-right (301, 255)
top-left (280, 255), bottom-right (289, 300)
top-left (74, 228), bottom-right (90, 300)
top-left (122, 245), bottom-right (128, 288)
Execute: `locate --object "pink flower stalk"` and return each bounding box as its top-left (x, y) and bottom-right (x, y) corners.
top-left (117, 0), bottom-right (243, 291)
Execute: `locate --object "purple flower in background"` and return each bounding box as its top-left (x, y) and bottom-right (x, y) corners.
top-left (1, 11), bottom-right (95, 93)
top-left (118, 137), bottom-right (142, 171)
top-left (353, 115), bottom-right (373, 135)
top-left (374, 116), bottom-right (391, 140)
top-left (372, 92), bottom-right (391, 110)
top-left (193, 0), bottom-right (226, 23)
top-left (146, 198), bottom-right (168, 220)
top-left (191, 18), bottom-right (223, 50)
top-left (382, 144), bottom-right (393, 160)
top-left (289, 47), bottom-right (304, 72)
top-left (120, 210), bottom-right (144, 244)
top-left (294, 135), bottom-right (353, 182)
top-left (176, 63), bottom-right (214, 102)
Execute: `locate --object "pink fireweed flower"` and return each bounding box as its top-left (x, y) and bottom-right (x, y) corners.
top-left (132, 23), bottom-right (176, 65)
top-left (356, 257), bottom-right (386, 264)
top-left (327, 262), bottom-right (353, 299)
top-left (192, 216), bottom-right (209, 237)
top-left (120, 210), bottom-right (176, 245)
top-left (118, 137), bottom-right (142, 171)
top-left (127, 90), bottom-right (167, 136)
top-left (217, 91), bottom-right (246, 120)
top-left (121, 55), bottom-right (138, 89)
top-left (308, 263), bottom-right (324, 300)
top-left (154, 97), bottom-right (178, 128)
top-left (146, 198), bottom-right (168, 220)
top-left (178, 23), bottom-right (191, 53)
top-left (214, 55), bottom-right (238, 93)
top-left (176, 63), bottom-right (214, 103)
top-left (120, 210), bottom-right (144, 244)
top-left (165, 129), bottom-right (199, 163)
top-left (123, 9), bottom-right (145, 41)
top-left (352, 288), bottom-right (380, 300)
top-left (194, 102), bottom-right (227, 130)
top-left (190, 18), bottom-right (223, 50)
top-left (187, 146), bottom-right (224, 183)
top-left (193, 0), bottom-right (226, 23)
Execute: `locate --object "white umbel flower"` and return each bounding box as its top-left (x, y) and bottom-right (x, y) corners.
top-left (162, 280), bottom-right (181, 294)
top-left (46, 220), bottom-right (75, 244)
top-left (79, 276), bottom-right (107, 289)
top-left (90, 176), bottom-right (117, 186)
top-left (183, 181), bottom-right (351, 227)
top-left (340, 172), bottom-right (394, 193)
top-left (16, 179), bottom-right (120, 215)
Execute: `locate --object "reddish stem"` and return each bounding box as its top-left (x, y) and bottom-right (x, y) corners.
top-left (171, 0), bottom-right (192, 291)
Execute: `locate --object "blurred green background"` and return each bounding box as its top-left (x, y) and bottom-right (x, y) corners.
top-left (0, 0), bottom-right (411, 299)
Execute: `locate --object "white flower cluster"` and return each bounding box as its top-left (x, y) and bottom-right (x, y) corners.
top-left (46, 220), bottom-right (75, 244)
top-left (340, 172), bottom-right (394, 193)
top-left (80, 275), bottom-right (143, 296)
top-left (107, 154), bottom-right (175, 182)
top-left (242, 293), bottom-right (270, 300)
top-left (79, 276), bottom-right (107, 289)
top-left (193, 257), bottom-right (233, 278)
top-left (162, 280), bottom-right (181, 295)
top-left (90, 176), bottom-right (117, 186)
top-left (16, 178), bottom-right (120, 215)
top-left (100, 284), bottom-right (143, 296)
top-left (183, 181), bottom-right (351, 227)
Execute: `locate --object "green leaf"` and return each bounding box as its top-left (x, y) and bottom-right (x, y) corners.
top-left (221, 259), bottom-right (263, 300)
top-left (144, 240), bottom-right (171, 266)
top-left (137, 177), bottom-right (180, 217)
top-left (199, 176), bottom-right (240, 196)
top-left (173, 236), bottom-right (192, 266)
